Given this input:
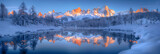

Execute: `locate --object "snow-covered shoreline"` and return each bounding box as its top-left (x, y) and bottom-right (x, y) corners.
top-left (118, 24), bottom-right (160, 54)
top-left (0, 20), bottom-right (61, 36)
top-left (79, 23), bottom-right (160, 54)
top-left (99, 23), bottom-right (160, 54)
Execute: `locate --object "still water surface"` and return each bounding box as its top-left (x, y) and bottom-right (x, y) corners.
top-left (0, 29), bottom-right (139, 54)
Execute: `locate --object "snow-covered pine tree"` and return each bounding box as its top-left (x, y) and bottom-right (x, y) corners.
top-left (12, 10), bottom-right (18, 25)
top-left (16, 2), bottom-right (29, 26)
top-left (0, 3), bottom-right (8, 20)
top-left (129, 8), bottom-right (133, 24)
top-left (29, 5), bottom-right (38, 25)
top-left (12, 10), bottom-right (17, 18)
top-left (129, 8), bottom-right (133, 14)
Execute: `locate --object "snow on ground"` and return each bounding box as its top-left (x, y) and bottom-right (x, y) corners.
top-left (107, 24), bottom-right (141, 31)
top-left (105, 23), bottom-right (160, 54)
top-left (110, 24), bottom-right (160, 54)
top-left (0, 20), bottom-right (61, 36)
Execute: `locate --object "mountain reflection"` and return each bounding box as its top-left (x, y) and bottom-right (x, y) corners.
top-left (0, 29), bottom-right (139, 54)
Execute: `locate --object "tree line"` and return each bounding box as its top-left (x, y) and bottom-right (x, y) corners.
top-left (0, 2), bottom-right (62, 26)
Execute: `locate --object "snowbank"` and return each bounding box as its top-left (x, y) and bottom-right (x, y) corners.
top-left (119, 24), bottom-right (160, 54)
top-left (0, 20), bottom-right (61, 36)
top-left (105, 23), bottom-right (160, 54)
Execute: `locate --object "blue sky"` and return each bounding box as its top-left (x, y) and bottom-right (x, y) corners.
top-left (1, 0), bottom-right (160, 13)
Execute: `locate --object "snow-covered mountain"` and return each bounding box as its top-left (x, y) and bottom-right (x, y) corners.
top-left (36, 5), bottom-right (115, 20)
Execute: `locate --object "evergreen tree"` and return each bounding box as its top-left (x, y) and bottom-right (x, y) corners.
top-left (12, 10), bottom-right (18, 25)
top-left (16, 2), bottom-right (29, 26)
top-left (129, 8), bottom-right (133, 24)
top-left (129, 8), bottom-right (133, 14)
top-left (12, 10), bottom-right (17, 18)
top-left (0, 3), bottom-right (8, 20)
top-left (29, 5), bottom-right (38, 24)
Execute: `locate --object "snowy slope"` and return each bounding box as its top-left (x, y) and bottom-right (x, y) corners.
top-left (119, 23), bottom-right (160, 54)
top-left (106, 23), bottom-right (160, 54)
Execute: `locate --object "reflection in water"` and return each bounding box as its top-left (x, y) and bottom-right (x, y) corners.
top-left (0, 29), bottom-right (139, 54)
